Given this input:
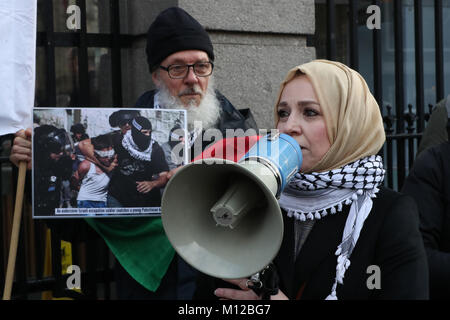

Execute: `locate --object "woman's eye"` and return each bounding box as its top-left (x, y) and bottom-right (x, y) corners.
top-left (304, 108), bottom-right (319, 117)
top-left (278, 110), bottom-right (289, 118)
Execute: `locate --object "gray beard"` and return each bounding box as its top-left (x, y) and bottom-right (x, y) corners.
top-left (155, 76), bottom-right (222, 132)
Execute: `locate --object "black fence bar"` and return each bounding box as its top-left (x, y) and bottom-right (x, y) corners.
top-left (33, 220), bottom-right (44, 290)
top-left (415, 0), bottom-right (425, 133)
top-left (86, 229), bottom-right (98, 299)
top-left (77, 0), bottom-right (90, 107)
top-left (372, 0), bottom-right (383, 108)
top-left (110, 0), bottom-right (123, 107)
top-left (372, 0), bottom-right (384, 180)
top-left (348, 0), bottom-right (359, 70)
top-left (102, 241), bottom-right (110, 300)
top-left (394, 0), bottom-right (406, 188)
top-left (326, 0), bottom-right (337, 61)
top-left (50, 230), bottom-right (62, 297)
top-left (43, 0), bottom-right (56, 107)
top-left (408, 137), bottom-right (415, 170)
top-left (386, 139), bottom-right (394, 189)
top-left (434, 0), bottom-right (444, 102)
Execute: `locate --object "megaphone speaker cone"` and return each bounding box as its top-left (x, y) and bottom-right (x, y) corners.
top-left (161, 159), bottom-right (283, 279)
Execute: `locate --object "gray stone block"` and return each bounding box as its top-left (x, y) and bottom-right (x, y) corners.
top-left (122, 0), bottom-right (178, 35)
top-left (179, 0), bottom-right (315, 34)
top-left (119, 1), bottom-right (317, 130)
top-left (210, 32), bottom-right (315, 130)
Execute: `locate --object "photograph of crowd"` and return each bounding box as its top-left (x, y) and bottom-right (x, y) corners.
top-left (32, 108), bottom-right (187, 218)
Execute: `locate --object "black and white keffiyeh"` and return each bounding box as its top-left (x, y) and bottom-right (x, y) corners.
top-left (122, 130), bottom-right (155, 161)
top-left (278, 155), bottom-right (385, 300)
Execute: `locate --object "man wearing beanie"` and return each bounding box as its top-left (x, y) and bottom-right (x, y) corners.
top-left (7, 6), bottom-right (258, 299)
top-left (86, 7), bottom-right (258, 300)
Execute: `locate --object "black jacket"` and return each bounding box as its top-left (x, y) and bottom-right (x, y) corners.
top-left (195, 187), bottom-right (429, 300)
top-left (402, 142), bottom-right (450, 299)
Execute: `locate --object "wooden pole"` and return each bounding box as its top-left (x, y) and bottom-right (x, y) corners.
top-left (2, 161), bottom-right (27, 300)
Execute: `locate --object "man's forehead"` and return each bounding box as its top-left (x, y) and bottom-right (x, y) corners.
top-left (163, 50), bottom-right (209, 64)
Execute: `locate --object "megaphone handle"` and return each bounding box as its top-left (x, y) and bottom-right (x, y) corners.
top-left (2, 161), bottom-right (27, 300)
top-left (247, 263), bottom-right (280, 300)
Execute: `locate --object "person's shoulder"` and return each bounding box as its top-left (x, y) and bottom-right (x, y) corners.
top-left (151, 140), bottom-right (164, 153)
top-left (78, 160), bottom-right (91, 173)
top-left (412, 142), bottom-right (449, 174)
top-left (427, 141), bottom-right (450, 159)
top-left (214, 90), bottom-right (237, 113)
top-left (160, 141), bottom-right (171, 150)
top-left (135, 89), bottom-right (157, 108)
top-left (214, 90), bottom-right (258, 130)
top-left (372, 186), bottom-right (419, 222)
top-left (373, 186), bottom-right (402, 207)
top-left (375, 186), bottom-right (414, 204)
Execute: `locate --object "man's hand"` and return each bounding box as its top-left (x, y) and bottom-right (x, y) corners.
top-left (10, 128), bottom-right (32, 170)
top-left (136, 181), bottom-right (155, 194)
top-left (105, 155), bottom-right (118, 173)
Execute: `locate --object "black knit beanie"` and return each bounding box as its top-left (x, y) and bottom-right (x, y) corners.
top-left (146, 7), bottom-right (214, 73)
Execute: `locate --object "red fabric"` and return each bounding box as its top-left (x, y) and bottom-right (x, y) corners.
top-left (192, 136), bottom-right (263, 163)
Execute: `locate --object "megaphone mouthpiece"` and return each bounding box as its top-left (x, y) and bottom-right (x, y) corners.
top-left (210, 176), bottom-right (263, 229)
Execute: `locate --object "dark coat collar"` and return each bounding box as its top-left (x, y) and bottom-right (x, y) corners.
top-left (275, 207), bottom-right (349, 298)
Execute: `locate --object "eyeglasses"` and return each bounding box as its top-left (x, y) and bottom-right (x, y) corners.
top-left (159, 61), bottom-right (214, 79)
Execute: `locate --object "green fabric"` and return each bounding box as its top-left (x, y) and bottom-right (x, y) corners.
top-left (84, 217), bottom-right (175, 292)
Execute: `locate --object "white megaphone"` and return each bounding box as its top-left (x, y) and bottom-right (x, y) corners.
top-left (161, 132), bottom-right (302, 279)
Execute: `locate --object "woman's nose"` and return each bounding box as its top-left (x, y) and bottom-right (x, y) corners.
top-left (284, 116), bottom-right (302, 136)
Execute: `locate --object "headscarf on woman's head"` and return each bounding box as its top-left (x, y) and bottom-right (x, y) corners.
top-left (274, 59), bottom-right (385, 172)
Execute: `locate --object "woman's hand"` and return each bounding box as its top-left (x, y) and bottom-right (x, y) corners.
top-left (214, 278), bottom-right (261, 300)
top-left (213, 278), bottom-right (289, 300)
top-left (10, 128), bottom-right (32, 170)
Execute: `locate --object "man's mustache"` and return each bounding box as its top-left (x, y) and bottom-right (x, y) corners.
top-left (178, 86), bottom-right (202, 97)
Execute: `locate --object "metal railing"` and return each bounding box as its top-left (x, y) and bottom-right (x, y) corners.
top-left (317, 0), bottom-right (446, 190)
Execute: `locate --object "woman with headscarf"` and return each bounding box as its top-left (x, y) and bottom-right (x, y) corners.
top-left (195, 60), bottom-right (429, 300)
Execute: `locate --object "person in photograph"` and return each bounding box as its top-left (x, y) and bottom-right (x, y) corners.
top-left (71, 134), bottom-right (116, 209)
top-left (161, 123), bottom-right (185, 170)
top-left (33, 125), bottom-right (75, 216)
top-left (105, 116), bottom-right (169, 208)
top-left (76, 110), bottom-right (141, 172)
top-left (70, 123), bottom-right (89, 142)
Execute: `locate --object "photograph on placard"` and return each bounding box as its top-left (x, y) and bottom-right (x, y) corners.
top-left (32, 107), bottom-right (187, 218)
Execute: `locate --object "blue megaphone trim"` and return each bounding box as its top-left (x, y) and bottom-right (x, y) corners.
top-left (239, 132), bottom-right (302, 197)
